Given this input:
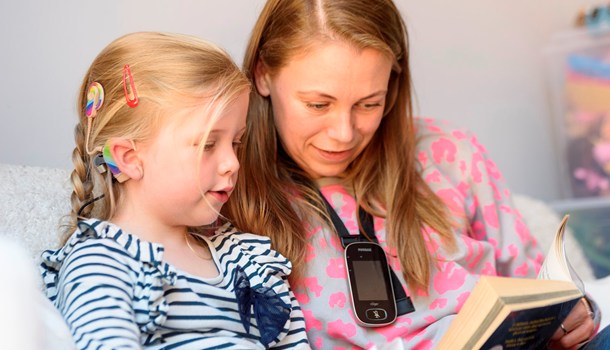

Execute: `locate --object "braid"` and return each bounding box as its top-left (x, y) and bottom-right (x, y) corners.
top-left (63, 122), bottom-right (93, 244)
top-left (63, 120), bottom-right (119, 245)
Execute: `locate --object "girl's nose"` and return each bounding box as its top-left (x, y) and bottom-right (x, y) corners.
top-left (219, 146), bottom-right (240, 175)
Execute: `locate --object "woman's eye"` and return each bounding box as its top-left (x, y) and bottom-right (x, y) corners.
top-left (204, 142), bottom-right (215, 151)
top-left (306, 102), bottom-right (329, 111)
top-left (357, 102), bottom-right (382, 110)
top-left (232, 141), bottom-right (242, 151)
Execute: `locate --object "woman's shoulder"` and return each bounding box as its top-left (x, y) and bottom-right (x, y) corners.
top-left (415, 117), bottom-right (471, 142)
top-left (414, 117), bottom-right (488, 161)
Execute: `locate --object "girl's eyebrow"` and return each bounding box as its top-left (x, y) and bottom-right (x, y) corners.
top-left (208, 125), bottom-right (247, 133)
top-left (202, 126), bottom-right (247, 138)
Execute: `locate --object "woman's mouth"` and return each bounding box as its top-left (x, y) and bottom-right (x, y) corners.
top-left (317, 147), bottom-right (352, 162)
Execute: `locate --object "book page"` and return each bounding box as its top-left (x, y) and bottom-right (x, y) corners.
top-left (537, 215), bottom-right (585, 292)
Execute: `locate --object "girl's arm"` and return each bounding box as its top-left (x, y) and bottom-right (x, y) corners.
top-left (54, 240), bottom-right (141, 350)
top-left (271, 286), bottom-right (310, 349)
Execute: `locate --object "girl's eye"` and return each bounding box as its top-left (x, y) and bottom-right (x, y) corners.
top-left (204, 142), bottom-right (215, 151)
top-left (232, 141), bottom-right (242, 151)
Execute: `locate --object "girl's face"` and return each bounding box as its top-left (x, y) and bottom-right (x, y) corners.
top-left (256, 41), bottom-right (393, 179)
top-left (135, 92), bottom-right (249, 228)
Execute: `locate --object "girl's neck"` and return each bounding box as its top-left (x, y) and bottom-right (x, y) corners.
top-left (110, 211), bottom-right (187, 247)
top-left (111, 211), bottom-right (218, 279)
top-left (107, 186), bottom-right (219, 279)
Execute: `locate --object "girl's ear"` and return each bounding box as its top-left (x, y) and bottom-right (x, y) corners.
top-left (103, 138), bottom-right (142, 182)
top-left (254, 61), bottom-right (271, 97)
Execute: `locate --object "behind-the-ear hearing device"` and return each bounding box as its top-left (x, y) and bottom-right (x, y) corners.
top-left (102, 141), bottom-right (130, 183)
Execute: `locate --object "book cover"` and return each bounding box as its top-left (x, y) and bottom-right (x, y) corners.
top-left (480, 297), bottom-right (579, 350)
top-left (437, 215), bottom-right (584, 350)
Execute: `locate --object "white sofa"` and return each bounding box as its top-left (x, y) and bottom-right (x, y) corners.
top-left (0, 162), bottom-right (609, 343)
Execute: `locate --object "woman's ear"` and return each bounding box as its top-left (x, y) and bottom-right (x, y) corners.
top-left (254, 61), bottom-right (272, 97)
top-left (103, 138), bottom-right (142, 182)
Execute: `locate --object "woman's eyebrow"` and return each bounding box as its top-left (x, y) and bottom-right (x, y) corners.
top-left (296, 90), bottom-right (387, 100)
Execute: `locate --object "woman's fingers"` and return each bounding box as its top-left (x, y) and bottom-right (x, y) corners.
top-left (549, 299), bottom-right (595, 349)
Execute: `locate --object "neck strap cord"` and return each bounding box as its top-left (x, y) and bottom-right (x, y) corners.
top-left (318, 191), bottom-right (415, 316)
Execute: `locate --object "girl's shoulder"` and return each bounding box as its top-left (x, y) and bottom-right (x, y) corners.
top-left (207, 223), bottom-right (292, 280)
top-left (206, 224), bottom-right (298, 348)
top-left (41, 218), bottom-right (163, 273)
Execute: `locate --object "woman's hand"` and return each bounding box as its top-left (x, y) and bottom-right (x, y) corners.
top-left (548, 298), bottom-right (595, 350)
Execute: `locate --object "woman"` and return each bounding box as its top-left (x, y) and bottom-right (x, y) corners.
top-left (225, 0), bottom-right (607, 348)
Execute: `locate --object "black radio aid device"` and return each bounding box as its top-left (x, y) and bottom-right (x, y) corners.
top-left (344, 241), bottom-right (397, 327)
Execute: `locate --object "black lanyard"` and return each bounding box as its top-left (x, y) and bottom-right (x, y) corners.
top-left (318, 191), bottom-right (415, 316)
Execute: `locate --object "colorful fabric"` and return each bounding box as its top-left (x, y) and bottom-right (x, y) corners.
top-left (293, 118), bottom-right (545, 349)
top-left (40, 219), bottom-right (309, 349)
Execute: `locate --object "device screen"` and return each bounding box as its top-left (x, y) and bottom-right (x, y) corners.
top-left (352, 260), bottom-right (389, 300)
top-left (345, 242), bottom-right (397, 326)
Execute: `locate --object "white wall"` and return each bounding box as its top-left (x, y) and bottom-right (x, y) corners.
top-left (0, 0), bottom-right (602, 201)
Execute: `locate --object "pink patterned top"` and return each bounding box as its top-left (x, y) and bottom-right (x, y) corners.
top-left (292, 118), bottom-right (545, 349)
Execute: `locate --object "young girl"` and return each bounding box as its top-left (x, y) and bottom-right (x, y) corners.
top-left (40, 32), bottom-right (309, 349)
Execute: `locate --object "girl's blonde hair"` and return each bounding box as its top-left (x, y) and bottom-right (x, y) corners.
top-left (65, 32), bottom-right (250, 244)
top-left (224, 0), bottom-right (454, 292)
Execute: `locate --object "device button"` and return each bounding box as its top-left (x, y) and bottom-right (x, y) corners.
top-left (366, 308), bottom-right (387, 320)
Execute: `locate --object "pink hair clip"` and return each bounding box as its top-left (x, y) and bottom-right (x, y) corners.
top-left (122, 64), bottom-right (139, 108)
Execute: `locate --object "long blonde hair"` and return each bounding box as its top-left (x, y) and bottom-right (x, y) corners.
top-left (65, 32), bottom-right (250, 244)
top-left (224, 0), bottom-right (455, 292)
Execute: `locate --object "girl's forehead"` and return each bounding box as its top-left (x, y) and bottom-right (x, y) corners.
top-left (153, 89), bottom-right (247, 135)
top-left (168, 105), bottom-right (214, 130)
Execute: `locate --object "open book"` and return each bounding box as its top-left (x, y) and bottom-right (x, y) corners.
top-left (437, 215), bottom-right (584, 350)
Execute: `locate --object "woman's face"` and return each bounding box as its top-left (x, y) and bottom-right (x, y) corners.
top-left (255, 41), bottom-right (393, 179)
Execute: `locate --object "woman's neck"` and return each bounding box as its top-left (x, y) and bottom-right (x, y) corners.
top-left (315, 176), bottom-right (347, 187)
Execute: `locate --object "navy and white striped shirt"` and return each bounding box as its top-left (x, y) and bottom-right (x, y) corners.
top-left (41, 219), bottom-right (309, 349)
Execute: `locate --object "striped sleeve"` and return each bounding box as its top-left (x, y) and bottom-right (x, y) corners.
top-left (272, 285), bottom-right (310, 349)
top-left (53, 239), bottom-right (142, 350)
top-left (212, 227), bottom-right (310, 348)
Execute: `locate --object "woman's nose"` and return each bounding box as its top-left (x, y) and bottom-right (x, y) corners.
top-left (327, 109), bottom-right (354, 143)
